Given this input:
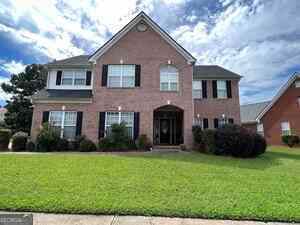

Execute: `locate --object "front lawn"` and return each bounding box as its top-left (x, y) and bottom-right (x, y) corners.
top-left (0, 146), bottom-right (299, 222)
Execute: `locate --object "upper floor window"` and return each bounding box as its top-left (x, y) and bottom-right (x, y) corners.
top-left (295, 81), bottom-right (300, 88)
top-left (281, 121), bottom-right (291, 136)
top-left (160, 65), bottom-right (178, 91)
top-left (193, 81), bottom-right (202, 99)
top-left (55, 70), bottom-right (92, 87)
top-left (49, 111), bottom-right (77, 139)
top-left (107, 65), bottom-right (135, 88)
top-left (217, 80), bottom-right (227, 98)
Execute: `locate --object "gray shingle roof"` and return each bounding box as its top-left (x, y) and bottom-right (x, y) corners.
top-left (32, 89), bottom-right (92, 102)
top-left (47, 55), bottom-right (90, 67)
top-left (240, 101), bottom-right (270, 123)
top-left (193, 65), bottom-right (242, 80)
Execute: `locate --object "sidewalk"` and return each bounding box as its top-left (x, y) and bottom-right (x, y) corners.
top-left (1, 213), bottom-right (298, 225)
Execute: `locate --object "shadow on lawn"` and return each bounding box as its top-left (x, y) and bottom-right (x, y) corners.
top-left (268, 150), bottom-right (300, 161)
top-left (121, 150), bottom-right (282, 171)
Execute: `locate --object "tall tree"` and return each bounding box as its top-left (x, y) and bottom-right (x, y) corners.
top-left (1, 64), bottom-right (46, 133)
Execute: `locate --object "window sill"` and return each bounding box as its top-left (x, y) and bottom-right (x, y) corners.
top-left (160, 90), bottom-right (179, 93)
top-left (106, 87), bottom-right (138, 89)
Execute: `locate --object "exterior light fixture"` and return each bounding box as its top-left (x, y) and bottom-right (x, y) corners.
top-left (118, 106), bottom-right (122, 111)
top-left (62, 105), bottom-right (66, 111)
top-left (167, 100), bottom-right (171, 105)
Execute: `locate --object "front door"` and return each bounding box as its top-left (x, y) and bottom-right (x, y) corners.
top-left (160, 119), bottom-right (171, 144)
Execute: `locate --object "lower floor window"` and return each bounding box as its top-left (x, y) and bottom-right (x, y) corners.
top-left (105, 112), bottom-right (134, 138)
top-left (281, 121), bottom-right (291, 136)
top-left (49, 111), bottom-right (77, 139)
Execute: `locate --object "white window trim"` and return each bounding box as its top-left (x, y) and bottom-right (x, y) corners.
top-left (281, 121), bottom-right (291, 136)
top-left (60, 70), bottom-right (87, 87)
top-left (193, 80), bottom-right (202, 99)
top-left (160, 65), bottom-right (179, 92)
top-left (257, 123), bottom-right (264, 136)
top-left (105, 112), bottom-right (134, 138)
top-left (107, 65), bottom-right (135, 88)
top-left (217, 80), bottom-right (227, 99)
top-left (49, 111), bottom-right (77, 139)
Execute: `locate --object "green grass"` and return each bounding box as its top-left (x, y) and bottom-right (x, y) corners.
top-left (0, 146), bottom-right (300, 222)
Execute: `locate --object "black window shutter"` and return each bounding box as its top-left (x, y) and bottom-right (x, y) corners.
top-left (202, 80), bottom-right (207, 98)
top-left (134, 112), bottom-right (140, 140)
top-left (101, 65), bottom-right (108, 86)
top-left (135, 65), bottom-right (141, 87)
top-left (99, 112), bottom-right (106, 139)
top-left (42, 111), bottom-right (49, 124)
top-left (226, 80), bottom-right (232, 98)
top-left (76, 112), bottom-right (83, 136)
top-left (228, 118), bottom-right (234, 124)
top-left (56, 71), bottom-right (62, 85)
top-left (214, 118), bottom-right (219, 129)
top-left (86, 71), bottom-right (92, 86)
top-left (212, 80), bottom-right (218, 98)
top-left (203, 118), bottom-right (209, 129)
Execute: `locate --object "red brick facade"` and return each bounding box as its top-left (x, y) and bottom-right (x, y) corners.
top-left (32, 25), bottom-right (195, 147)
top-left (260, 78), bottom-right (300, 145)
top-left (194, 80), bottom-right (240, 128)
top-left (31, 19), bottom-right (241, 149)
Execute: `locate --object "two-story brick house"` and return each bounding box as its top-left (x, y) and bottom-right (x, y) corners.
top-left (31, 12), bottom-right (241, 148)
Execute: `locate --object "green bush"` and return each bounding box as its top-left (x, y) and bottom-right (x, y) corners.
top-left (252, 133), bottom-right (267, 156)
top-left (79, 139), bottom-right (97, 152)
top-left (282, 135), bottom-right (300, 147)
top-left (36, 123), bottom-right (60, 152)
top-left (0, 130), bottom-right (11, 150)
top-left (135, 134), bottom-right (152, 150)
top-left (57, 138), bottom-right (69, 151)
top-left (11, 132), bottom-right (28, 151)
top-left (26, 141), bottom-right (35, 151)
top-left (192, 125), bottom-right (203, 151)
top-left (70, 135), bottom-right (86, 151)
top-left (99, 122), bottom-right (136, 151)
top-left (201, 129), bottom-right (217, 154)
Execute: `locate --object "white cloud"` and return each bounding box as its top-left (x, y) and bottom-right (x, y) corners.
top-left (0, 60), bottom-right (26, 74)
top-left (0, 76), bottom-right (11, 102)
top-left (171, 0), bottom-right (300, 104)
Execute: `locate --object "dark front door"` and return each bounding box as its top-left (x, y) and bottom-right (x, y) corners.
top-left (160, 119), bottom-right (171, 144)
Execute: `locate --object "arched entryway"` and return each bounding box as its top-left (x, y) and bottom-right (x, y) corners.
top-left (153, 105), bottom-right (183, 145)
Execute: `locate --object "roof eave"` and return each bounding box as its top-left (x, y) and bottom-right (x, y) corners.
top-left (256, 73), bottom-right (300, 121)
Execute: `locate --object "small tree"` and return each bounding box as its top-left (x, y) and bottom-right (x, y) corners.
top-left (1, 64), bottom-right (46, 133)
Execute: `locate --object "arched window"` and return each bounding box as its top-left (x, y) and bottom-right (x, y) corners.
top-left (160, 65), bottom-right (178, 91)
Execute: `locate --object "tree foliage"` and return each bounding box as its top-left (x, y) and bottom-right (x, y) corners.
top-left (1, 64), bottom-right (46, 133)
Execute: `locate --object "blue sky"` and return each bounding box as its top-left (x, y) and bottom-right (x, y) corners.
top-left (0, 0), bottom-right (299, 106)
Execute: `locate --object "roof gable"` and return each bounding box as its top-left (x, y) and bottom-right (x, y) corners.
top-left (89, 12), bottom-right (196, 63)
top-left (240, 101), bottom-right (270, 123)
top-left (256, 73), bottom-right (300, 121)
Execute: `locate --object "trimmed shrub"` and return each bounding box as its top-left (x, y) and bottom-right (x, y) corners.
top-left (252, 133), bottom-right (267, 156)
top-left (70, 135), bottom-right (86, 151)
top-left (11, 132), bottom-right (28, 151)
top-left (282, 135), bottom-right (300, 147)
top-left (192, 125), bottom-right (202, 145)
top-left (215, 124), bottom-right (255, 158)
top-left (36, 123), bottom-right (60, 152)
top-left (79, 139), bottom-right (97, 152)
top-left (57, 138), bottom-right (69, 151)
top-left (26, 141), bottom-right (35, 151)
top-left (0, 130), bottom-right (11, 150)
top-left (98, 122), bottom-right (136, 151)
top-left (135, 134), bottom-right (152, 150)
top-left (201, 129), bottom-right (217, 154)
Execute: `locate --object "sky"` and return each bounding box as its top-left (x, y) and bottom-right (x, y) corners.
top-left (0, 0), bottom-right (299, 106)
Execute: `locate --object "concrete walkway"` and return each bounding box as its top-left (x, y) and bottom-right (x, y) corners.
top-left (1, 212), bottom-right (298, 225)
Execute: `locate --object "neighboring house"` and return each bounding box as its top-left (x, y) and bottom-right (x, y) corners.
top-left (241, 73), bottom-right (300, 145)
top-left (31, 12), bottom-right (241, 148)
top-left (0, 108), bottom-right (7, 122)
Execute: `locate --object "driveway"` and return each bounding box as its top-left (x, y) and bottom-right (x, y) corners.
top-left (1, 213), bottom-right (298, 225)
